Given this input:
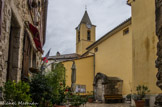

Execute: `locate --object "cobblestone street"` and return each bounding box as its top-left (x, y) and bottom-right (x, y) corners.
top-left (80, 103), bottom-right (131, 107)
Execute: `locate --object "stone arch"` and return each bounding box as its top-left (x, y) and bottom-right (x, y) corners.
top-left (93, 73), bottom-right (123, 102)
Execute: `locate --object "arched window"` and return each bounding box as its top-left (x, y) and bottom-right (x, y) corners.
top-left (78, 31), bottom-right (80, 42)
top-left (87, 30), bottom-right (91, 41)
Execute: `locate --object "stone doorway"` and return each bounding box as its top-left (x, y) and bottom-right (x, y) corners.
top-left (96, 79), bottom-right (104, 101)
top-left (7, 12), bottom-right (21, 81)
top-left (93, 73), bottom-right (123, 103)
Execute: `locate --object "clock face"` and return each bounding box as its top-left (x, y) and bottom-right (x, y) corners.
top-left (86, 24), bottom-right (92, 29)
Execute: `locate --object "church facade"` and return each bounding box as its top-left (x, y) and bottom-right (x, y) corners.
top-left (48, 0), bottom-right (161, 106)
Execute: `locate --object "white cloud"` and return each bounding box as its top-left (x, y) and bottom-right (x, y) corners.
top-left (43, 0), bottom-right (131, 56)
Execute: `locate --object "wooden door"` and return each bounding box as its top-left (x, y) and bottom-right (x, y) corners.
top-left (22, 31), bottom-right (31, 79)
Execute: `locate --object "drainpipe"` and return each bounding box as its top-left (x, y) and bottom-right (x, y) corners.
top-left (89, 51), bottom-right (96, 98)
top-left (89, 52), bottom-right (95, 79)
top-left (93, 54), bottom-right (95, 79)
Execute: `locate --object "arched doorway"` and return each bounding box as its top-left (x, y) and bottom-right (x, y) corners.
top-left (96, 79), bottom-right (103, 101)
top-left (93, 73), bottom-right (123, 103)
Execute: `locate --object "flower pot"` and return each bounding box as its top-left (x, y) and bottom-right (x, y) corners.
top-left (53, 105), bottom-right (66, 107)
top-left (88, 98), bottom-right (93, 103)
top-left (135, 100), bottom-right (145, 107)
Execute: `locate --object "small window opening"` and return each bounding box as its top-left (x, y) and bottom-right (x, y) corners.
top-left (87, 30), bottom-right (91, 41)
top-left (94, 47), bottom-right (98, 52)
top-left (78, 31), bottom-right (80, 42)
top-left (123, 28), bottom-right (129, 35)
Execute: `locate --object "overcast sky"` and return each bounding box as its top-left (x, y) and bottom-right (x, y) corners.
top-left (43, 0), bottom-right (131, 56)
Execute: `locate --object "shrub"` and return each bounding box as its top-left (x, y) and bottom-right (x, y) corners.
top-left (70, 94), bottom-right (87, 106)
top-left (29, 73), bottom-right (52, 106)
top-left (46, 63), bottom-right (66, 105)
top-left (3, 80), bottom-right (31, 105)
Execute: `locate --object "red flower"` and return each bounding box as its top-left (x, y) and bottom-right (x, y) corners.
top-left (65, 89), bottom-right (68, 92)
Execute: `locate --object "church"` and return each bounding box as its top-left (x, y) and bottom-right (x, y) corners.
top-left (48, 0), bottom-right (161, 106)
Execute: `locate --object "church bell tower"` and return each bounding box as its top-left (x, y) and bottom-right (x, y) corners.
top-left (76, 10), bottom-right (96, 55)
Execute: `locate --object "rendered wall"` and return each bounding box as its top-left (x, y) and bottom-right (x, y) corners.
top-left (76, 23), bottom-right (96, 55)
top-left (90, 24), bottom-right (132, 95)
top-left (63, 56), bottom-right (94, 93)
top-left (130, 0), bottom-right (161, 94)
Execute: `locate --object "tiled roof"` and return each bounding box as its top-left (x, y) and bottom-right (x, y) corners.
top-left (48, 53), bottom-right (80, 61)
top-left (80, 10), bottom-right (92, 25)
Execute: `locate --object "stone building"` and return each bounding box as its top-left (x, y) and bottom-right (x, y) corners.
top-left (0, 0), bottom-right (48, 87)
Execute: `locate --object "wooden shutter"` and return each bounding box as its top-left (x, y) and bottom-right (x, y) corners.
top-left (22, 31), bottom-right (31, 78)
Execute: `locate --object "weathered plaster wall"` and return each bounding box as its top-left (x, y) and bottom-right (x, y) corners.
top-left (63, 56), bottom-right (94, 93)
top-left (130, 0), bottom-right (161, 94)
top-left (91, 24), bottom-right (132, 95)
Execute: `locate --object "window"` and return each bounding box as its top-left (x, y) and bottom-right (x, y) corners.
top-left (75, 84), bottom-right (86, 93)
top-left (32, 52), bottom-right (36, 68)
top-left (78, 31), bottom-right (80, 42)
top-left (87, 30), bottom-right (91, 41)
top-left (123, 28), bottom-right (129, 35)
top-left (94, 47), bottom-right (98, 52)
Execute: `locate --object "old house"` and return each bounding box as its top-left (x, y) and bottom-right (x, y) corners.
top-left (0, 0), bottom-right (48, 90)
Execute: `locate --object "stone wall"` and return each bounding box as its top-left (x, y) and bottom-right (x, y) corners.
top-left (155, 0), bottom-right (162, 106)
top-left (0, 0), bottom-right (46, 87)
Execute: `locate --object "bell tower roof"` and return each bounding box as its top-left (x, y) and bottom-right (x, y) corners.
top-left (80, 10), bottom-right (92, 25)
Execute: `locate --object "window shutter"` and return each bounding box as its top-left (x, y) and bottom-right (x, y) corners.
top-left (0, 0), bottom-right (4, 37)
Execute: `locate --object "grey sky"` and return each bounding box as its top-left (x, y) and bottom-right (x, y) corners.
top-left (43, 0), bottom-right (131, 56)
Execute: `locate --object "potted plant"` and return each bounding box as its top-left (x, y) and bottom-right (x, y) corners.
top-left (133, 85), bottom-right (150, 107)
top-left (87, 91), bottom-right (94, 103)
top-left (69, 94), bottom-right (87, 107)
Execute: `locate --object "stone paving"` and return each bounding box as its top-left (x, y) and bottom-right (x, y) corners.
top-left (80, 103), bottom-right (131, 107)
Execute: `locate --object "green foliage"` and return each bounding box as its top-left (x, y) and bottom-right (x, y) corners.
top-left (46, 63), bottom-right (66, 105)
top-left (29, 73), bottom-right (52, 106)
top-left (133, 85), bottom-right (150, 100)
top-left (52, 85), bottom-right (69, 105)
top-left (29, 63), bottom-right (66, 106)
top-left (3, 80), bottom-right (31, 104)
top-left (70, 94), bottom-right (87, 106)
top-left (46, 63), bottom-right (66, 94)
top-left (126, 94), bottom-right (131, 100)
